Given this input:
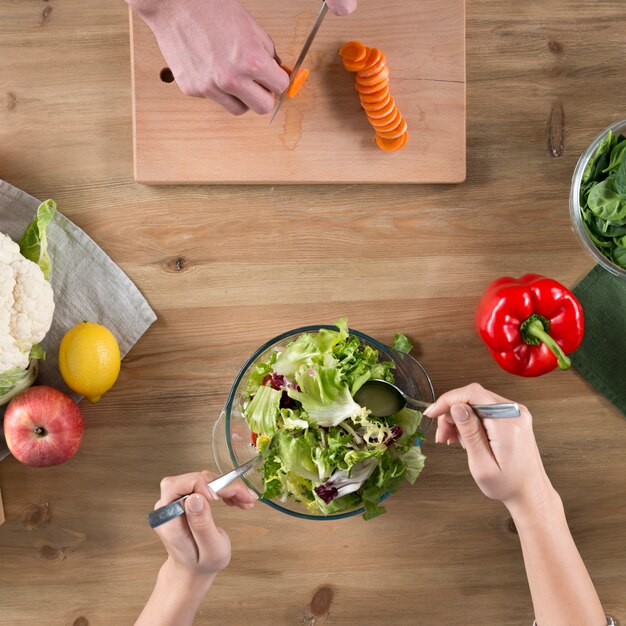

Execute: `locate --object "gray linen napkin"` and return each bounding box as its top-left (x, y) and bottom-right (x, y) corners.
top-left (0, 180), bottom-right (157, 460)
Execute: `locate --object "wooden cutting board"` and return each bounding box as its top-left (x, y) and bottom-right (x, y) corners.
top-left (130, 1), bottom-right (465, 184)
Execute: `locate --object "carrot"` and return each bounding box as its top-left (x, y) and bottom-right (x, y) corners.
top-left (355, 80), bottom-right (390, 95)
top-left (359, 87), bottom-right (390, 104)
top-left (339, 41), bottom-right (367, 63)
top-left (375, 132), bottom-right (408, 152)
top-left (340, 41), bottom-right (408, 152)
top-left (356, 66), bottom-right (390, 87)
top-left (373, 112), bottom-right (403, 134)
top-left (368, 108), bottom-right (398, 127)
top-left (361, 93), bottom-right (392, 112)
top-left (360, 48), bottom-right (383, 74)
top-left (377, 119), bottom-right (408, 139)
top-left (280, 63), bottom-right (310, 98)
top-left (365, 97), bottom-right (395, 119)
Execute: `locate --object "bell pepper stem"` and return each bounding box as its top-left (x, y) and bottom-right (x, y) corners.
top-left (524, 319), bottom-right (571, 370)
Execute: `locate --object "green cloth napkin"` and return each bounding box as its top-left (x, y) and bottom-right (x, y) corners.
top-left (571, 265), bottom-right (626, 417)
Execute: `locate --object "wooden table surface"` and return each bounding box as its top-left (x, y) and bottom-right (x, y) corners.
top-left (1, 1), bottom-right (625, 625)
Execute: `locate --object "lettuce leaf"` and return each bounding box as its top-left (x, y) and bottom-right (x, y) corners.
top-left (287, 366), bottom-right (361, 427)
top-left (243, 384), bottom-right (281, 435)
top-left (401, 446), bottom-right (426, 484)
top-left (273, 321), bottom-right (347, 377)
top-left (274, 428), bottom-right (321, 482)
top-left (19, 199), bottom-right (56, 280)
top-left (392, 407), bottom-right (423, 448)
top-left (392, 333), bottom-right (413, 354)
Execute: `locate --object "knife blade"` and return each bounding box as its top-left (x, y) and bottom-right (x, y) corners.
top-left (269, 1), bottom-right (329, 124)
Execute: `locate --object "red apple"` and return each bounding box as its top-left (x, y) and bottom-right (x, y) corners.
top-left (4, 386), bottom-right (84, 467)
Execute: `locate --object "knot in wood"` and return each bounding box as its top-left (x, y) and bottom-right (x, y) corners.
top-left (38, 543), bottom-right (64, 561)
top-left (22, 501), bottom-right (52, 530)
top-left (309, 585), bottom-right (334, 619)
top-left (165, 256), bottom-right (188, 273)
top-left (40, 5), bottom-right (52, 25)
top-left (547, 40), bottom-right (563, 54)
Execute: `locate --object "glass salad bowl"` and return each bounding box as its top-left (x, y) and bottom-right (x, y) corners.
top-left (212, 325), bottom-right (435, 521)
top-left (570, 118), bottom-right (626, 278)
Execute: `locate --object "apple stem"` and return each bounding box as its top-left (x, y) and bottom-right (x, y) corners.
top-left (33, 426), bottom-right (46, 437)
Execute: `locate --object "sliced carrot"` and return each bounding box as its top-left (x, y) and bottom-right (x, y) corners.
top-left (359, 86), bottom-right (390, 104)
top-left (368, 108), bottom-right (399, 127)
top-left (360, 48), bottom-right (383, 73)
top-left (355, 80), bottom-right (390, 95)
top-left (339, 41), bottom-right (367, 63)
top-left (375, 133), bottom-right (406, 152)
top-left (377, 119), bottom-right (408, 139)
top-left (365, 97), bottom-right (395, 119)
top-left (356, 66), bottom-right (390, 87)
top-left (339, 40), bottom-right (408, 152)
top-left (360, 54), bottom-right (387, 78)
top-left (373, 111), bottom-right (403, 134)
top-left (280, 63), bottom-right (310, 98)
top-left (361, 93), bottom-right (392, 112)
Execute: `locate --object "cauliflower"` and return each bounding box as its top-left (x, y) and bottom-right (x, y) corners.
top-left (0, 233), bottom-right (55, 373)
top-left (0, 199), bottom-right (56, 405)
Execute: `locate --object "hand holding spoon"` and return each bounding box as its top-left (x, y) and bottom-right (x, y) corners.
top-left (354, 379), bottom-right (520, 419)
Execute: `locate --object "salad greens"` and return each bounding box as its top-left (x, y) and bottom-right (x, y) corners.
top-left (242, 319), bottom-right (425, 520)
top-left (580, 130), bottom-right (626, 269)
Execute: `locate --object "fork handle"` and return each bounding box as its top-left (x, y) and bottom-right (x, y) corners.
top-left (146, 454), bottom-right (263, 529)
top-left (146, 496), bottom-right (188, 528)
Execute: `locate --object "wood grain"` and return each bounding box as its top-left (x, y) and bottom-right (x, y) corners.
top-left (0, 0), bottom-right (625, 625)
top-left (130, 0), bottom-right (466, 184)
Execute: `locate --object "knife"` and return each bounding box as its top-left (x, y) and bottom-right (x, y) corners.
top-left (269, 1), bottom-right (329, 124)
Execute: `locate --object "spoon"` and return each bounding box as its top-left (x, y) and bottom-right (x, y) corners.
top-left (146, 453), bottom-right (263, 528)
top-left (353, 379), bottom-right (521, 419)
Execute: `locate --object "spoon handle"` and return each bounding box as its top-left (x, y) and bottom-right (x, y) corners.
top-left (405, 396), bottom-right (521, 419)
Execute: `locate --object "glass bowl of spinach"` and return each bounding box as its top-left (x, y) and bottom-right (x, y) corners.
top-left (570, 119), bottom-right (626, 277)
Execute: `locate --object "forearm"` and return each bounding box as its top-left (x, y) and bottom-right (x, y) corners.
top-left (507, 488), bottom-right (605, 626)
top-left (135, 559), bottom-right (215, 626)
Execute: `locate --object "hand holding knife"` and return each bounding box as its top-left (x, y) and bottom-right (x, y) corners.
top-left (270, 1), bottom-right (330, 124)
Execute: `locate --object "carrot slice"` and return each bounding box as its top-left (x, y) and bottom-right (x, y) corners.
top-left (368, 108), bottom-right (399, 127)
top-left (356, 66), bottom-right (390, 87)
top-left (339, 41), bottom-right (367, 63)
top-left (378, 119), bottom-right (408, 139)
top-left (280, 64), bottom-right (310, 98)
top-left (359, 54), bottom-right (387, 78)
top-left (355, 80), bottom-right (391, 95)
top-left (373, 111), bottom-right (403, 134)
top-left (360, 48), bottom-right (383, 73)
top-left (361, 93), bottom-right (392, 112)
top-left (375, 133), bottom-right (406, 152)
top-left (359, 86), bottom-right (390, 104)
top-left (365, 97), bottom-right (395, 119)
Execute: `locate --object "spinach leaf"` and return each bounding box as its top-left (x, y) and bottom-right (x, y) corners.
top-left (582, 130), bottom-right (614, 185)
top-left (611, 245), bottom-right (626, 269)
top-left (587, 176), bottom-right (626, 223)
top-left (600, 220), bottom-right (626, 237)
top-left (614, 234), bottom-right (626, 248)
top-left (602, 139), bottom-right (626, 174)
top-left (615, 143), bottom-right (626, 196)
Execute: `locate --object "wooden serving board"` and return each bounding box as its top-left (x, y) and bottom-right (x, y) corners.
top-left (130, 1), bottom-right (465, 184)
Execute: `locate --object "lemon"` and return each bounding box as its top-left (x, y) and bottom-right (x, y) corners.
top-left (59, 322), bottom-right (121, 403)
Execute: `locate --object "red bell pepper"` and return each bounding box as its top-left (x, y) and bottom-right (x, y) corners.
top-left (475, 274), bottom-right (584, 377)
